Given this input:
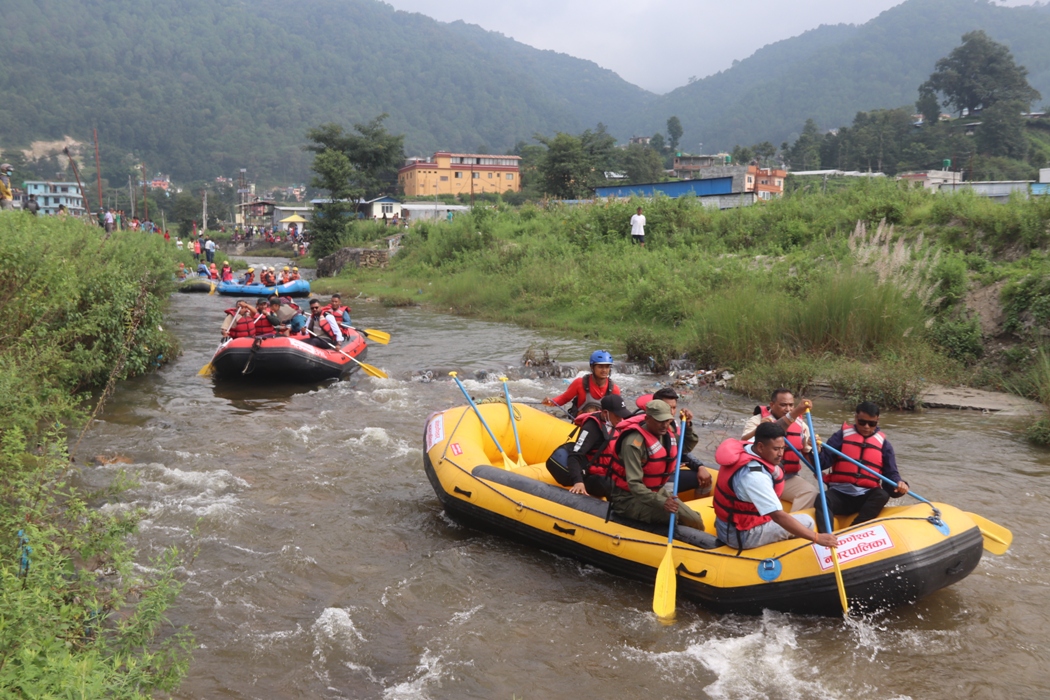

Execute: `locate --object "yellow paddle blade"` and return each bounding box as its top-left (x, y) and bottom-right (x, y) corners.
top-left (516, 455), bottom-right (527, 469)
top-left (829, 549), bottom-right (850, 617)
top-left (653, 543), bottom-right (677, 620)
top-left (198, 362), bottom-right (214, 376)
top-left (361, 328), bottom-right (391, 344)
top-left (208, 283), bottom-right (216, 295)
top-left (966, 511), bottom-right (1012, 555)
top-left (352, 358), bottom-right (389, 379)
top-left (501, 453), bottom-right (516, 471)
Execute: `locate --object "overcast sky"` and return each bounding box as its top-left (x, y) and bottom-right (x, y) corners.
top-left (383, 0), bottom-right (1039, 94)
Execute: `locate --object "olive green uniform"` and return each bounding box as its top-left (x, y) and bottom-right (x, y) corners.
top-left (609, 423), bottom-right (704, 530)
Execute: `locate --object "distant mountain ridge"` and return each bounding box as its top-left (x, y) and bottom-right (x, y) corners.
top-left (2, 0), bottom-right (1049, 183)
top-left (0, 0), bottom-right (653, 181)
top-left (615, 0), bottom-right (1050, 152)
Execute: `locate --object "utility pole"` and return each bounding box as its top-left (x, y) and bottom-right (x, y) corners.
top-left (141, 163), bottom-right (149, 221)
top-left (93, 129), bottom-right (103, 213)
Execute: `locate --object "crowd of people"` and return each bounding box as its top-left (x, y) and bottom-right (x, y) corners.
top-left (220, 293), bottom-right (352, 349)
top-left (541, 352), bottom-right (909, 548)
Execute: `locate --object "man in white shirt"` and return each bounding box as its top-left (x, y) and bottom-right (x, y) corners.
top-left (630, 207), bottom-right (646, 247)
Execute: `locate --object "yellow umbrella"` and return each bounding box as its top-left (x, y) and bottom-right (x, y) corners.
top-left (279, 214), bottom-right (308, 223)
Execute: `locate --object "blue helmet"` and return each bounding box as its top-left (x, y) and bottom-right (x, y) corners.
top-left (589, 350), bottom-right (614, 366)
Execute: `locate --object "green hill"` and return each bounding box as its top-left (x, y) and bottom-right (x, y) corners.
top-left (0, 0), bottom-right (653, 182)
top-left (618, 0), bottom-right (1050, 152)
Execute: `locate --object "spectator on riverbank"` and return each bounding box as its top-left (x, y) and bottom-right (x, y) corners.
top-left (630, 206), bottom-right (646, 247)
top-left (0, 164), bottom-right (14, 210)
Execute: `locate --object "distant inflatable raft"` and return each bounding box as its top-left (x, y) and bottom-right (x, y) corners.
top-left (423, 403), bottom-right (989, 616)
top-left (215, 279), bottom-right (311, 297)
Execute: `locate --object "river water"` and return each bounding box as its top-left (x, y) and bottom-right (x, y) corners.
top-left (76, 268), bottom-right (1050, 700)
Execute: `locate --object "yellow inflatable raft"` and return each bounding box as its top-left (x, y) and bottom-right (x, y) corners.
top-left (423, 403), bottom-right (994, 616)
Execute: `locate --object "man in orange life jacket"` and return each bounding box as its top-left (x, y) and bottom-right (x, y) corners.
top-left (606, 399), bottom-right (706, 530)
top-left (222, 301), bottom-right (256, 339)
top-left (546, 394), bottom-right (634, 497)
top-left (714, 423), bottom-right (839, 550)
top-left (740, 389), bottom-right (819, 511)
top-left (814, 402), bottom-right (909, 532)
top-left (543, 350), bottom-right (620, 418)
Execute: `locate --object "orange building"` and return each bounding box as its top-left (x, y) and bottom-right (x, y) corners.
top-left (748, 165), bottom-right (787, 200)
top-left (398, 152), bottom-right (521, 197)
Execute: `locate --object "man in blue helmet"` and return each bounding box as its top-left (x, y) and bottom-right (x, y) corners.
top-left (543, 350), bottom-right (621, 418)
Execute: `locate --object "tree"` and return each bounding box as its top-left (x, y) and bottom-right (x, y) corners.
top-left (916, 86), bottom-right (941, 126)
top-left (621, 143), bottom-right (664, 184)
top-left (785, 119), bottom-right (823, 171)
top-left (305, 114), bottom-right (405, 257)
top-left (666, 116), bottom-right (683, 153)
top-left (731, 145), bottom-right (755, 165)
top-left (976, 100), bottom-right (1029, 159)
top-left (534, 124), bottom-right (620, 199)
top-left (650, 132), bottom-right (667, 155)
top-left (920, 30), bottom-right (1041, 117)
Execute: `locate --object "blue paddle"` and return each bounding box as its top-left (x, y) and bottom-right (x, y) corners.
top-left (805, 409), bottom-right (849, 617)
top-left (449, 372), bottom-right (515, 470)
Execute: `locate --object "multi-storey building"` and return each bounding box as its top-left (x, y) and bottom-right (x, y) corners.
top-left (398, 152), bottom-right (521, 197)
top-left (22, 181), bottom-right (86, 215)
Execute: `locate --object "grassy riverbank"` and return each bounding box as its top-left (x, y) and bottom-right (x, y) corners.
top-left (318, 179), bottom-right (1050, 435)
top-left (0, 215), bottom-right (191, 695)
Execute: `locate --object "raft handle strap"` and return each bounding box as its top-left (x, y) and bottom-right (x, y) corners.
top-left (676, 563), bottom-right (706, 579)
top-left (553, 523), bottom-right (576, 536)
top-left (453, 486), bottom-right (473, 498)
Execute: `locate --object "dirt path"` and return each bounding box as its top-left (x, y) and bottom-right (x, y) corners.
top-left (919, 384), bottom-right (1041, 415)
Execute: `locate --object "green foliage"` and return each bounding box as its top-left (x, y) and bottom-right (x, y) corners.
top-left (666, 116), bottom-right (683, 152)
top-left (534, 125), bottom-right (618, 199)
top-left (306, 115), bottom-right (406, 258)
top-left (0, 215), bottom-right (191, 696)
top-left (921, 30), bottom-right (1042, 116)
top-left (929, 318), bottom-right (984, 364)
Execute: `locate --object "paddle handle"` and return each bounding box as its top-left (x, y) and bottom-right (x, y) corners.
top-left (817, 440), bottom-right (931, 507)
top-left (806, 410), bottom-right (850, 616)
top-left (665, 415), bottom-right (688, 544)
top-left (500, 377), bottom-right (524, 459)
top-left (449, 372), bottom-right (507, 455)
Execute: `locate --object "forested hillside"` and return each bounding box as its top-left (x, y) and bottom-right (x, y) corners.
top-left (0, 0), bottom-right (652, 182)
top-left (618, 0), bottom-right (1050, 153)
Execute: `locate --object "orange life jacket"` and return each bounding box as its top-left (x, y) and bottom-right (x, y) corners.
top-left (712, 439), bottom-right (785, 531)
top-left (604, 414), bottom-right (679, 493)
top-left (242, 272), bottom-right (255, 285)
top-left (253, 313), bottom-right (275, 336)
top-left (826, 422), bottom-right (884, 490)
top-left (757, 405), bottom-right (806, 475)
top-left (226, 311), bottom-right (255, 339)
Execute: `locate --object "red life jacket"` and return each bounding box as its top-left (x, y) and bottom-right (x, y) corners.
top-left (253, 313), bottom-right (275, 336)
top-left (712, 439), bottom-right (785, 531)
top-left (567, 412), bottom-right (616, 478)
top-left (826, 422), bottom-right (885, 490)
top-left (757, 405), bottom-right (805, 475)
top-left (308, 312), bottom-right (338, 341)
top-left (604, 414), bottom-right (679, 492)
top-left (226, 312), bottom-right (255, 339)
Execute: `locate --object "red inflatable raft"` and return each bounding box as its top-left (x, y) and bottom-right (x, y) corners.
top-left (209, 330), bottom-right (368, 382)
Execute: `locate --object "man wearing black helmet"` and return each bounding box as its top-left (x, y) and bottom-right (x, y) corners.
top-left (543, 350), bottom-right (620, 418)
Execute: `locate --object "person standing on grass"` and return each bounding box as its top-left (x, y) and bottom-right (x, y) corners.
top-left (630, 206), bottom-right (646, 247)
top-left (0, 164), bottom-right (14, 211)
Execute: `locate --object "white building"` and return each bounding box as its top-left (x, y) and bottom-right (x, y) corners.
top-left (23, 181), bottom-right (85, 216)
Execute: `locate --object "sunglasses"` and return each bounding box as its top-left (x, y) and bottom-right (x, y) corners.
top-left (857, 419), bottom-right (879, 428)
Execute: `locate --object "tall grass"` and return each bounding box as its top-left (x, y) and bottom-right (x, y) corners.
top-left (0, 215), bottom-right (192, 695)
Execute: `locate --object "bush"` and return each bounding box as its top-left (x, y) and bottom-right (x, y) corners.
top-left (929, 318), bottom-right (984, 364)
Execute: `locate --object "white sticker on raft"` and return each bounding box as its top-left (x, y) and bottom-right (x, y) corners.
top-left (425, 414), bottom-right (445, 452)
top-left (812, 524), bottom-right (895, 570)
